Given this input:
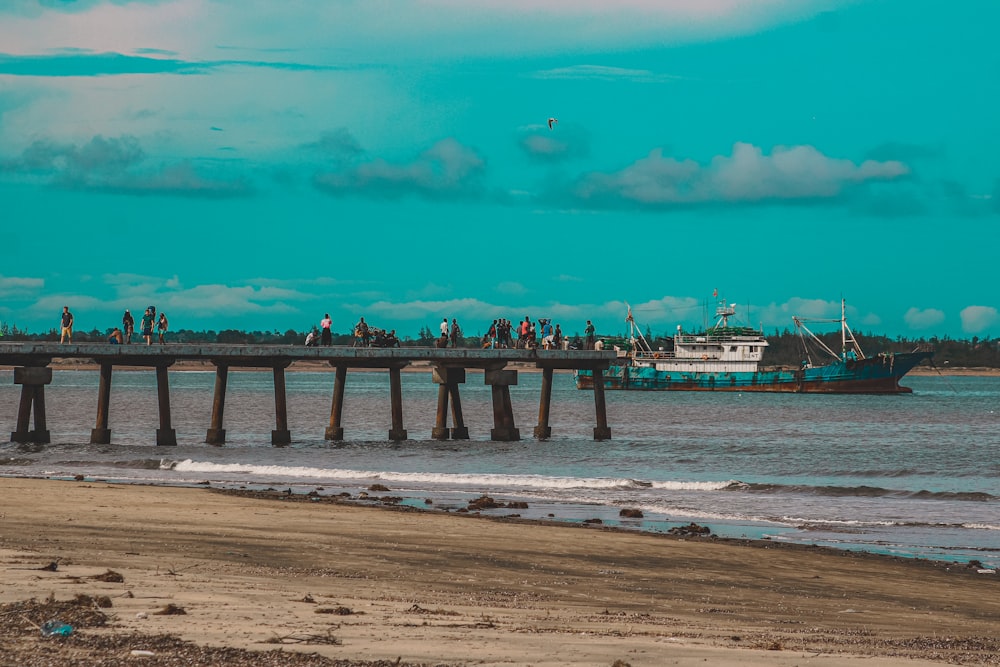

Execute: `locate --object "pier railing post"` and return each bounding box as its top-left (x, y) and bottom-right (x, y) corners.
top-left (533, 366), bottom-right (554, 440)
top-left (10, 366), bottom-right (52, 444)
top-left (272, 363), bottom-right (292, 446)
top-left (387, 365), bottom-right (407, 441)
top-left (485, 367), bottom-right (519, 442)
top-left (90, 362), bottom-right (113, 444)
top-left (592, 368), bottom-right (611, 441)
top-left (155, 364), bottom-right (177, 446)
top-left (325, 365), bottom-right (347, 441)
top-left (206, 363), bottom-right (228, 445)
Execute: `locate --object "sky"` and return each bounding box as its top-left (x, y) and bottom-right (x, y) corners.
top-left (1, 0), bottom-right (998, 341)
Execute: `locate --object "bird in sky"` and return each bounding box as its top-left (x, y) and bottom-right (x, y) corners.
top-left (547, 117), bottom-right (558, 130)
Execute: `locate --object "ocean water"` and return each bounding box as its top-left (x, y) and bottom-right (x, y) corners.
top-left (1, 368), bottom-right (998, 568)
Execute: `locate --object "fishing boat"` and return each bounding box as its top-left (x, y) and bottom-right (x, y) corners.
top-left (576, 297), bottom-right (933, 393)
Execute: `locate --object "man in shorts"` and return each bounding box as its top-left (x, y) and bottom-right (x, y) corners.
top-left (59, 306), bottom-right (74, 343)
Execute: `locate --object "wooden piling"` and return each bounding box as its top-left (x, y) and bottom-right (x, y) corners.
top-left (432, 383), bottom-right (450, 440)
top-left (206, 363), bottom-right (228, 445)
top-left (533, 366), bottom-right (554, 440)
top-left (10, 366), bottom-right (52, 444)
top-left (325, 365), bottom-right (347, 441)
top-left (592, 368), bottom-right (611, 441)
top-left (431, 366), bottom-right (467, 439)
top-left (388, 365), bottom-right (407, 441)
top-left (155, 364), bottom-right (177, 446)
top-left (90, 362), bottom-right (113, 444)
top-left (272, 364), bottom-right (292, 446)
top-left (485, 368), bottom-right (519, 441)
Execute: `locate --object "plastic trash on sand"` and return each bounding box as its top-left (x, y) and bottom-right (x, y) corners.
top-left (40, 619), bottom-right (73, 637)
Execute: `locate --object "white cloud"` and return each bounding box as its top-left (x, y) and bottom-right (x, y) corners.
top-left (573, 143), bottom-right (909, 207)
top-left (0, 275), bottom-right (44, 297)
top-left (496, 282), bottom-right (527, 295)
top-left (959, 305), bottom-right (998, 334)
top-left (904, 307), bottom-right (946, 330)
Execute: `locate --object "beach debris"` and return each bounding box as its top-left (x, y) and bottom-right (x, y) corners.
top-left (38, 558), bottom-right (62, 572)
top-left (424, 498), bottom-right (434, 504)
top-left (130, 650), bottom-right (156, 657)
top-left (299, 594), bottom-right (317, 603)
top-left (74, 474), bottom-right (85, 481)
top-left (264, 629), bottom-right (341, 645)
top-left (315, 606), bottom-right (355, 615)
top-left (611, 661), bottom-right (632, 667)
top-left (136, 612), bottom-right (147, 619)
top-left (407, 604), bottom-right (459, 616)
top-left (89, 569), bottom-right (124, 583)
top-left (152, 603), bottom-right (187, 615)
top-left (39, 619), bottom-right (73, 637)
top-left (668, 522), bottom-right (712, 537)
top-left (584, 518), bottom-right (603, 525)
top-left (368, 483), bottom-right (391, 492)
top-left (619, 508), bottom-right (644, 518)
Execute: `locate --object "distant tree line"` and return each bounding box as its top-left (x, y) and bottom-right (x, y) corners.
top-left (1, 321), bottom-right (997, 367)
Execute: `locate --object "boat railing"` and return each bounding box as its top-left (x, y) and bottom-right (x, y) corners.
top-left (633, 350), bottom-right (677, 360)
top-left (675, 334), bottom-right (764, 344)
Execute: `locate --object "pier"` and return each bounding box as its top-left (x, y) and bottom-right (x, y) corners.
top-left (0, 343), bottom-right (615, 446)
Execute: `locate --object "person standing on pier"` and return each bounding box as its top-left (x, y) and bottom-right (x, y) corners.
top-left (157, 312), bottom-right (169, 345)
top-left (450, 318), bottom-right (462, 348)
top-left (440, 318), bottom-right (449, 346)
top-left (59, 306), bottom-right (74, 343)
top-left (584, 320), bottom-right (595, 350)
top-left (122, 309), bottom-right (134, 344)
top-left (320, 313), bottom-right (333, 346)
top-left (141, 308), bottom-right (155, 345)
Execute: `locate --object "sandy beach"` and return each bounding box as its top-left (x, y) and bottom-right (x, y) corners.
top-left (1, 479), bottom-right (998, 666)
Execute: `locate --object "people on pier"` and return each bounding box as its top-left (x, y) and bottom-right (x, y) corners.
top-left (59, 306), bottom-right (74, 344)
top-left (440, 317), bottom-right (449, 345)
top-left (450, 318), bottom-right (462, 348)
top-left (122, 309), bottom-right (135, 344)
top-left (320, 313), bottom-right (333, 346)
top-left (305, 329), bottom-right (319, 347)
top-left (584, 320), bottom-right (595, 350)
top-left (354, 317), bottom-right (370, 347)
top-left (540, 319), bottom-right (554, 349)
top-left (141, 308), bottom-right (155, 345)
top-left (108, 328), bottom-right (123, 345)
top-left (553, 324), bottom-right (563, 350)
top-left (157, 312), bottom-right (169, 345)
top-left (594, 339), bottom-right (604, 351)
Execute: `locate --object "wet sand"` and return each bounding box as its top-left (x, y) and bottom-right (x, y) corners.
top-left (1, 478), bottom-right (998, 666)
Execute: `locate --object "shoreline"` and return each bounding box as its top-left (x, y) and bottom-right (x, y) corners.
top-left (1, 477), bottom-right (998, 666)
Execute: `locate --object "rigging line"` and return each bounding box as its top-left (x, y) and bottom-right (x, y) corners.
top-left (927, 358), bottom-right (960, 395)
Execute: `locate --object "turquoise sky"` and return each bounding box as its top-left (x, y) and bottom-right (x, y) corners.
top-left (1, 0), bottom-right (997, 340)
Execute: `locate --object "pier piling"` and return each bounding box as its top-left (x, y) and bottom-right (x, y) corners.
top-left (90, 363), bottom-right (113, 444)
top-left (485, 368), bottom-right (519, 442)
top-left (272, 364), bottom-right (292, 446)
top-left (206, 363), bottom-right (229, 445)
top-left (155, 364), bottom-right (177, 446)
top-left (432, 366), bottom-right (468, 440)
top-left (592, 368), bottom-right (611, 441)
top-left (533, 367), bottom-right (554, 440)
top-left (325, 365), bottom-right (347, 441)
top-left (10, 366), bottom-right (51, 444)
top-left (388, 365), bottom-right (407, 441)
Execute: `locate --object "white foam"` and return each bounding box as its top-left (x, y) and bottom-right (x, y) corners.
top-left (167, 459), bottom-right (730, 492)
